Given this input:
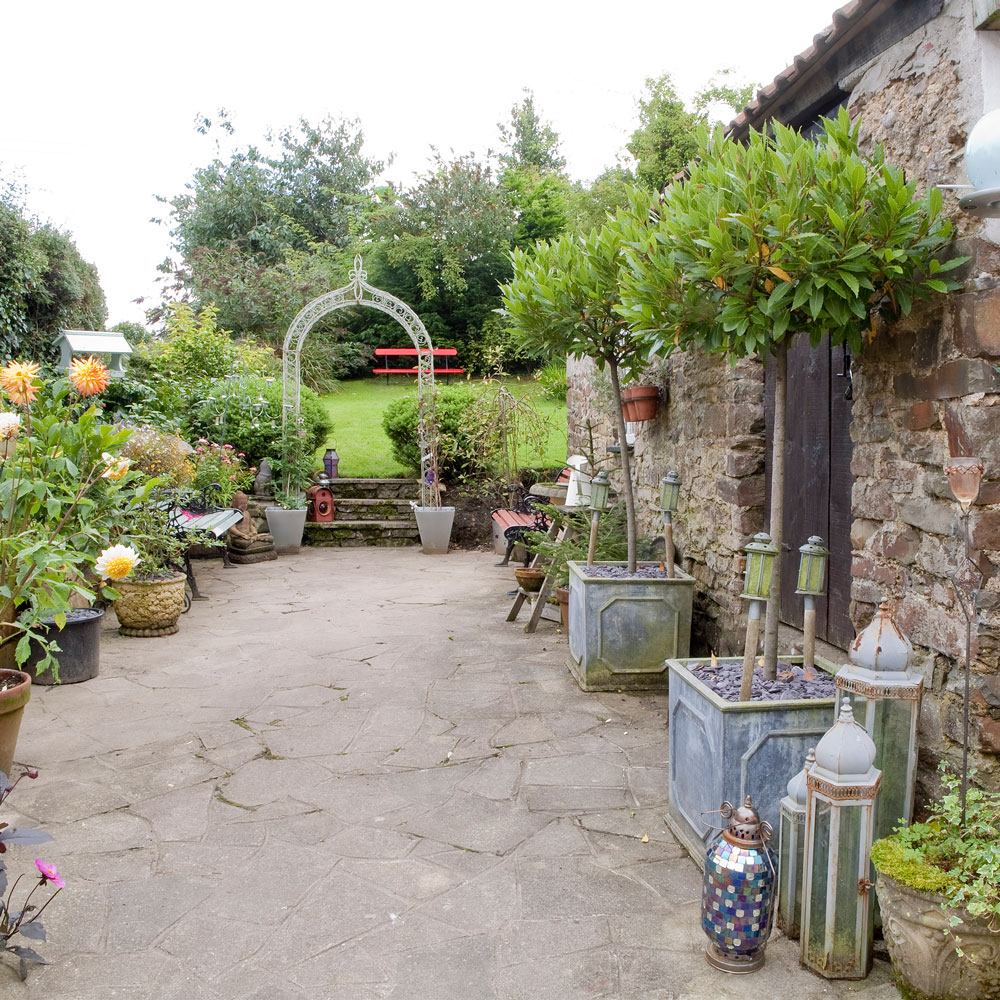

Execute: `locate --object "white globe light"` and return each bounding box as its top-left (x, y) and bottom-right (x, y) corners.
top-left (965, 109), bottom-right (1000, 190)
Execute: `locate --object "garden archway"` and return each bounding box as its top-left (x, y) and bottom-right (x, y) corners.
top-left (282, 255), bottom-right (436, 503)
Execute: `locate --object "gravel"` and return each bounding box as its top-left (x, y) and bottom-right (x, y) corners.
top-left (691, 658), bottom-right (837, 703)
top-left (583, 565), bottom-right (672, 579)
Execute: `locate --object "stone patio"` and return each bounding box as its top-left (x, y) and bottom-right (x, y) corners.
top-left (4, 548), bottom-right (899, 998)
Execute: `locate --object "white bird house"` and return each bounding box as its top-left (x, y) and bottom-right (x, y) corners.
top-left (55, 330), bottom-right (133, 378)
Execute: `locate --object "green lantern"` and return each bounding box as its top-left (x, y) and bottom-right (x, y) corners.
top-left (658, 471), bottom-right (681, 513)
top-left (741, 532), bottom-right (778, 601)
top-left (589, 471), bottom-right (611, 513)
top-left (796, 536), bottom-right (829, 597)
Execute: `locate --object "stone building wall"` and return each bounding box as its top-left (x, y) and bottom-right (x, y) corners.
top-left (565, 0), bottom-right (1000, 793)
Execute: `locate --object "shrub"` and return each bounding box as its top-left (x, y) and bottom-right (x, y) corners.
top-left (382, 385), bottom-right (481, 481)
top-left (120, 426), bottom-right (194, 487)
top-left (190, 441), bottom-right (257, 504)
top-left (534, 358), bottom-right (567, 401)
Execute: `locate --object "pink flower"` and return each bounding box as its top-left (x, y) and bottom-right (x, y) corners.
top-left (237, 453), bottom-right (245, 458)
top-left (35, 859), bottom-right (65, 888)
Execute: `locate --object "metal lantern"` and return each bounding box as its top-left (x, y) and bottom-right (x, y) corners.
top-left (658, 471), bottom-right (681, 514)
top-left (801, 699), bottom-right (881, 980)
top-left (742, 532), bottom-right (778, 600)
top-left (796, 536), bottom-right (829, 673)
top-left (776, 750), bottom-right (814, 941)
top-left (588, 470), bottom-right (611, 512)
top-left (836, 601), bottom-right (921, 841)
top-left (702, 796), bottom-right (776, 974)
top-left (323, 448), bottom-right (340, 479)
top-left (944, 456), bottom-right (983, 513)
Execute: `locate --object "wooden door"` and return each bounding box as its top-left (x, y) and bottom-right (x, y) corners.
top-left (764, 335), bottom-right (854, 649)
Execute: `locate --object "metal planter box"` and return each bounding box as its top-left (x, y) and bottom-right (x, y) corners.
top-left (567, 561), bottom-right (695, 692)
top-left (665, 655), bottom-right (838, 861)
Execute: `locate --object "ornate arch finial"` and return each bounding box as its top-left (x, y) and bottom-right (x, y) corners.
top-left (349, 254), bottom-right (367, 301)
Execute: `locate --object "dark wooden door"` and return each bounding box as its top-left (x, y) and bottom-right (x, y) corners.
top-left (765, 335), bottom-right (854, 649)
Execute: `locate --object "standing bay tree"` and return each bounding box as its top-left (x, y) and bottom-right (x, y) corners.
top-left (501, 223), bottom-right (655, 573)
top-left (620, 108), bottom-right (962, 679)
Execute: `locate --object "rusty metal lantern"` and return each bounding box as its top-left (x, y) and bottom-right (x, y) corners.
top-left (702, 795), bottom-right (776, 974)
top-left (305, 483), bottom-right (334, 523)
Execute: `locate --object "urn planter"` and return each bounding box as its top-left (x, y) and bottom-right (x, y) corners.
top-left (413, 506), bottom-right (455, 554)
top-left (875, 873), bottom-right (1000, 1000)
top-left (113, 573), bottom-right (188, 637)
top-left (0, 669), bottom-right (30, 777)
top-left (23, 608), bottom-right (104, 684)
top-left (665, 654), bottom-right (838, 861)
top-left (567, 561), bottom-right (695, 692)
top-left (265, 507), bottom-right (308, 552)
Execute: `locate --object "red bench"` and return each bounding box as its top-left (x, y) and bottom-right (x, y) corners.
top-left (491, 469), bottom-right (572, 567)
top-left (373, 348), bottom-right (464, 382)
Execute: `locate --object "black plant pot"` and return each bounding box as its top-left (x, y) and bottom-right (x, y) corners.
top-left (23, 608), bottom-right (104, 684)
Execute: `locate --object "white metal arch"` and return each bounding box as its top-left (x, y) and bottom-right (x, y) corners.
top-left (282, 255), bottom-right (436, 504)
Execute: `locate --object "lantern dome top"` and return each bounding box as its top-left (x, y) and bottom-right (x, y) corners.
top-left (787, 749), bottom-right (815, 805)
top-left (849, 600), bottom-right (912, 673)
top-left (813, 699), bottom-right (877, 779)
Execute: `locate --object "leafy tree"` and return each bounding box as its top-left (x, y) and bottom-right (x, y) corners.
top-left (619, 110), bottom-right (963, 678)
top-left (566, 166), bottom-right (637, 236)
top-left (626, 75), bottom-right (700, 194)
top-left (498, 90), bottom-right (566, 174)
top-left (692, 69), bottom-right (759, 122)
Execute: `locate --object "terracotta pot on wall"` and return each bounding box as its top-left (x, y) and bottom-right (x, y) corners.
top-left (622, 385), bottom-right (659, 421)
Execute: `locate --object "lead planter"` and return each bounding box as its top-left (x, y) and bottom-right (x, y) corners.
top-left (665, 654), bottom-right (837, 861)
top-left (567, 561), bottom-right (695, 692)
top-left (414, 506), bottom-right (455, 554)
top-left (875, 874), bottom-right (1000, 1000)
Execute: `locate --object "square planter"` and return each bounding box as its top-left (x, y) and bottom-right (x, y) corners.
top-left (567, 560), bottom-right (695, 692)
top-left (665, 654), bottom-right (838, 862)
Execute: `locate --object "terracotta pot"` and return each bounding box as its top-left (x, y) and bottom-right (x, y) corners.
top-left (621, 397), bottom-right (637, 422)
top-left (514, 567), bottom-right (545, 592)
top-left (623, 385), bottom-right (659, 421)
top-left (113, 573), bottom-right (188, 637)
top-left (0, 669), bottom-right (31, 778)
top-left (555, 586), bottom-right (569, 629)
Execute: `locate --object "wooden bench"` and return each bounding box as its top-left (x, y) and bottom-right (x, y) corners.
top-left (167, 486), bottom-right (243, 601)
top-left (491, 469), bottom-right (572, 568)
top-left (373, 347), bottom-right (464, 383)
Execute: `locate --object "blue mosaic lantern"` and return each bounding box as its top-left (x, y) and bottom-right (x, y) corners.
top-left (702, 795), bottom-right (777, 974)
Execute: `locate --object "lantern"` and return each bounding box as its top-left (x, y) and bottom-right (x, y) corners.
top-left (305, 483), bottom-right (334, 523)
top-left (796, 536), bottom-right (829, 673)
top-left (944, 456), bottom-right (983, 514)
top-left (739, 533), bottom-right (778, 700)
top-left (777, 750), bottom-right (813, 941)
top-left (323, 448), bottom-right (340, 479)
top-left (836, 601), bottom-right (921, 841)
top-left (959, 110), bottom-right (1000, 217)
top-left (658, 471), bottom-right (681, 579)
top-left (701, 796), bottom-right (776, 974)
top-left (588, 471), bottom-right (611, 512)
top-left (801, 699), bottom-right (880, 979)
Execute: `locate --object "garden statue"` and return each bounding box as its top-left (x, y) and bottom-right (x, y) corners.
top-left (226, 491), bottom-right (276, 564)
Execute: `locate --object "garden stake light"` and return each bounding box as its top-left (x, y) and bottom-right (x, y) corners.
top-left (658, 471), bottom-right (681, 579)
top-left (796, 536), bottom-right (828, 674)
top-left (944, 455), bottom-right (984, 825)
top-left (586, 471), bottom-right (610, 565)
top-left (776, 750), bottom-right (813, 941)
top-left (739, 533), bottom-right (778, 701)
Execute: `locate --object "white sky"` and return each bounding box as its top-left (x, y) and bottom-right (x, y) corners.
top-left (1, 0), bottom-right (842, 328)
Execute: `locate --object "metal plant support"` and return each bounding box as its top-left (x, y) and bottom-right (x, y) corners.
top-left (281, 256), bottom-right (437, 504)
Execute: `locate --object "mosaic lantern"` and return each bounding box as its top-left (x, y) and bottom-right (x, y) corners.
top-left (801, 699), bottom-right (880, 980)
top-left (702, 796), bottom-right (776, 974)
top-left (836, 600), bottom-right (921, 840)
top-left (776, 749), bottom-right (814, 941)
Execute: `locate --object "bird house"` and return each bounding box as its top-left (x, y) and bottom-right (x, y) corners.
top-left (305, 484), bottom-right (334, 522)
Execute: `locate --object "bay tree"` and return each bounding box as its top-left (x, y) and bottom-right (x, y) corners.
top-left (619, 108), bottom-right (963, 679)
top-left (501, 224), bottom-right (656, 572)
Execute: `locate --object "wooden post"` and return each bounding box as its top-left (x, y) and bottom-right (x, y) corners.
top-left (740, 601), bottom-right (763, 702)
top-left (802, 595), bottom-right (817, 673)
top-left (587, 510), bottom-right (600, 565)
top-left (664, 512), bottom-right (675, 579)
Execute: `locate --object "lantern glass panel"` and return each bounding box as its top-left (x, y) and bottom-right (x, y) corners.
top-left (659, 475), bottom-right (680, 512)
top-left (806, 800), bottom-right (831, 961)
top-left (778, 802), bottom-right (805, 939)
top-left (797, 554), bottom-right (826, 594)
top-left (589, 475), bottom-right (610, 512)
top-left (744, 550), bottom-right (774, 599)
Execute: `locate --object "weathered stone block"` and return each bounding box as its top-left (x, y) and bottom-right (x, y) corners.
top-left (876, 525), bottom-right (921, 564)
top-left (902, 401), bottom-right (939, 431)
top-left (971, 510), bottom-right (1000, 551)
top-left (851, 519), bottom-right (879, 550)
top-left (852, 481), bottom-right (895, 520)
top-left (898, 498), bottom-right (957, 537)
top-left (894, 360), bottom-right (1000, 400)
top-left (956, 287), bottom-right (1000, 358)
top-left (724, 448), bottom-right (764, 478)
top-left (851, 558), bottom-right (901, 588)
top-left (715, 475), bottom-right (765, 508)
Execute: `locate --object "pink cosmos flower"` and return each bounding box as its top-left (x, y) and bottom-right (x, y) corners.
top-left (35, 859), bottom-right (65, 888)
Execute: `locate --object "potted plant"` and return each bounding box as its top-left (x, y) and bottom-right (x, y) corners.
top-left (872, 767), bottom-right (1000, 1000)
top-left (502, 222), bottom-right (695, 691)
top-left (266, 419), bottom-right (313, 553)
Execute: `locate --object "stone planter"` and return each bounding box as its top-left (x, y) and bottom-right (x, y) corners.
top-left (665, 654), bottom-right (838, 861)
top-left (876, 873), bottom-right (1000, 1000)
top-left (23, 608), bottom-right (104, 684)
top-left (113, 573), bottom-right (188, 637)
top-left (0, 669), bottom-right (30, 778)
top-left (567, 561), bottom-right (695, 692)
top-left (265, 507), bottom-right (308, 552)
top-left (414, 506), bottom-right (455, 554)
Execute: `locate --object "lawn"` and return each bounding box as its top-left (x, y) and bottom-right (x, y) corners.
top-left (318, 375), bottom-right (568, 479)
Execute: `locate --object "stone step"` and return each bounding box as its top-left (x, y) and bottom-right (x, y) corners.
top-left (303, 520), bottom-right (420, 548)
top-left (332, 497), bottom-right (416, 521)
top-left (326, 478), bottom-right (419, 500)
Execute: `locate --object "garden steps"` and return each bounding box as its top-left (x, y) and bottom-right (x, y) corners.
top-left (305, 478), bottom-right (420, 547)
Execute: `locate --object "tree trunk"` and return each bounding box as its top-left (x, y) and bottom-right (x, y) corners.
top-left (762, 339), bottom-right (787, 680)
top-left (607, 361), bottom-right (637, 573)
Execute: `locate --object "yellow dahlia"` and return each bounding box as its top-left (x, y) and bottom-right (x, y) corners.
top-left (68, 355), bottom-right (110, 397)
top-left (100, 451), bottom-right (131, 481)
top-left (0, 360), bottom-right (40, 406)
top-left (95, 544), bottom-right (140, 580)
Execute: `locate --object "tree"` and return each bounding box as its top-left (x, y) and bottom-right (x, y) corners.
top-left (626, 75), bottom-right (700, 194)
top-left (692, 69), bottom-right (759, 122)
top-left (498, 90), bottom-right (566, 174)
top-left (502, 222), bottom-right (655, 572)
top-left (619, 109), bottom-right (962, 679)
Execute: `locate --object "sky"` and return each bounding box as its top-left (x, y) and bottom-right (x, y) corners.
top-left (2, 0), bottom-right (843, 328)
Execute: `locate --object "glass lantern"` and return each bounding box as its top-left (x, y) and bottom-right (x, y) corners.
top-left (777, 750), bottom-right (814, 941)
top-left (960, 110), bottom-right (1000, 217)
top-left (658, 471), bottom-right (681, 513)
top-left (835, 600), bottom-right (922, 840)
top-left (323, 447), bottom-right (340, 479)
top-left (944, 456), bottom-right (983, 514)
top-left (589, 470), bottom-right (611, 512)
top-left (796, 536), bottom-right (829, 596)
top-left (801, 699), bottom-right (881, 980)
top-left (742, 532), bottom-right (778, 600)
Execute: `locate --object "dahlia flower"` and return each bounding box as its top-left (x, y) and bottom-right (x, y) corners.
top-left (0, 411), bottom-right (21, 440)
top-left (0, 360), bottom-right (40, 406)
top-left (68, 355), bottom-right (110, 397)
top-left (95, 544), bottom-right (140, 580)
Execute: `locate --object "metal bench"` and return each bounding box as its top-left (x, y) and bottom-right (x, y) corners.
top-left (168, 487), bottom-right (243, 601)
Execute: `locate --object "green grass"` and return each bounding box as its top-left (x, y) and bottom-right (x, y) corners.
top-left (318, 376), bottom-right (567, 479)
